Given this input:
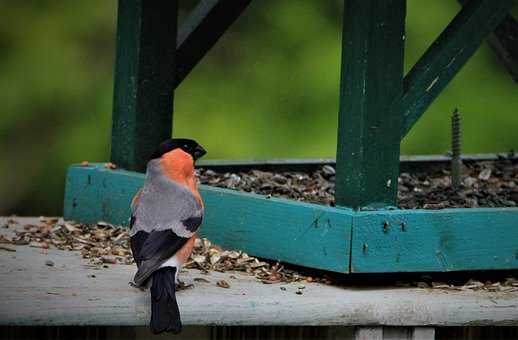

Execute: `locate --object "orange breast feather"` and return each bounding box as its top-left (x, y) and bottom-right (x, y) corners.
top-left (176, 235), bottom-right (196, 263)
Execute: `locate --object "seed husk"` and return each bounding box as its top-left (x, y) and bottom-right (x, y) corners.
top-left (7, 218), bottom-right (517, 291)
top-left (217, 280), bottom-right (230, 289)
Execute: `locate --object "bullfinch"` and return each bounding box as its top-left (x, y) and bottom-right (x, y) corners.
top-left (129, 138), bottom-right (206, 334)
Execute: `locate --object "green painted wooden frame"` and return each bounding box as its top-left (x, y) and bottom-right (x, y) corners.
top-left (109, 0), bottom-right (515, 204)
top-left (336, 0), bottom-right (515, 209)
top-left (64, 164), bottom-right (353, 273)
top-left (64, 1), bottom-right (518, 274)
top-left (110, 0), bottom-right (251, 172)
top-left (64, 164), bottom-right (518, 274)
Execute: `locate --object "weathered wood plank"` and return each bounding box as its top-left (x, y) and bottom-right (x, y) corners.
top-left (335, 0), bottom-right (406, 209)
top-left (202, 185), bottom-right (352, 273)
top-left (412, 327), bottom-right (435, 340)
top-left (400, 0), bottom-right (515, 138)
top-left (175, 0), bottom-right (252, 88)
top-left (111, 0), bottom-right (178, 172)
top-left (351, 207), bottom-right (518, 273)
top-left (0, 326), bottom-right (138, 340)
top-left (377, 326), bottom-right (435, 340)
top-left (354, 327), bottom-right (382, 340)
top-left (64, 164), bottom-right (353, 273)
top-left (2, 218), bottom-right (518, 327)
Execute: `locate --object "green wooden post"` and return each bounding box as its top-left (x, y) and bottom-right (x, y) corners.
top-left (111, 0), bottom-right (178, 172)
top-left (335, 0), bottom-right (406, 209)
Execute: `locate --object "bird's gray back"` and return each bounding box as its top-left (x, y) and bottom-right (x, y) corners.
top-left (130, 160), bottom-right (202, 238)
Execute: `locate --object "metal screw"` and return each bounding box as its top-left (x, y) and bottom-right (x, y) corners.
top-left (451, 108), bottom-right (462, 189)
top-left (401, 222), bottom-right (406, 232)
top-left (383, 220), bottom-right (390, 233)
top-left (362, 243), bottom-right (368, 254)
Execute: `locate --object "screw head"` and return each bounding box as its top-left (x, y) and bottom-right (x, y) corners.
top-left (383, 220), bottom-right (390, 233)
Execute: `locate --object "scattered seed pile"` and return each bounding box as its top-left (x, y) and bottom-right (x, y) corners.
top-left (0, 218), bottom-right (322, 284)
top-left (1, 218), bottom-right (133, 265)
top-left (186, 238), bottom-right (326, 284)
top-left (398, 159), bottom-right (518, 209)
top-left (397, 278), bottom-right (518, 293)
top-left (198, 159), bottom-right (518, 209)
top-left (1, 218), bottom-right (517, 292)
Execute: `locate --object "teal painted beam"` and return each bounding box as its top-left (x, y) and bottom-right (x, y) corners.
top-left (64, 165), bottom-right (143, 226)
top-left (202, 185), bottom-right (352, 273)
top-left (335, 0), bottom-right (406, 209)
top-left (64, 164), bottom-right (353, 273)
top-left (352, 208), bottom-right (518, 273)
top-left (400, 0), bottom-right (515, 138)
top-left (64, 164), bottom-right (518, 274)
top-left (111, 0), bottom-right (178, 172)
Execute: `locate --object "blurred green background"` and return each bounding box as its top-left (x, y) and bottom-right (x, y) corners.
top-left (1, 1), bottom-right (516, 216)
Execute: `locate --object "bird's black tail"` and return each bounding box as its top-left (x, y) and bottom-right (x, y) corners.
top-left (150, 267), bottom-right (181, 334)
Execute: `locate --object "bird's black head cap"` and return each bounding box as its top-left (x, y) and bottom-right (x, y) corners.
top-left (150, 138), bottom-right (206, 161)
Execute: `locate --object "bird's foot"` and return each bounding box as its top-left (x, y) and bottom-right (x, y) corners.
top-left (176, 280), bottom-right (194, 291)
top-left (129, 281), bottom-right (146, 291)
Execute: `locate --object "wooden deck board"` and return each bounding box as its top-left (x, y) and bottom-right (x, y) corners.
top-left (1, 217), bottom-right (517, 327)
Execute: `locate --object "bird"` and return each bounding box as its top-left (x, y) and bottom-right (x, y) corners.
top-left (129, 138), bottom-right (206, 334)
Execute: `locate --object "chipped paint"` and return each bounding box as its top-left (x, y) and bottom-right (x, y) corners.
top-left (425, 77), bottom-right (439, 92)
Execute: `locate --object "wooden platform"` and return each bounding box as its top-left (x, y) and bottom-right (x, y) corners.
top-left (1, 217), bottom-right (517, 328)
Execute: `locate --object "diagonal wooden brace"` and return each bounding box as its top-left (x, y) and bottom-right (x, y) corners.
top-left (175, 0), bottom-right (252, 88)
top-left (400, 0), bottom-right (516, 139)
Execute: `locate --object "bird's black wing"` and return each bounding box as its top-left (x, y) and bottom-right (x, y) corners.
top-left (131, 230), bottom-right (189, 286)
top-left (130, 230), bottom-right (147, 267)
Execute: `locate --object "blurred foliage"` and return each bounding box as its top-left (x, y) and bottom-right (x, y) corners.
top-left (0, 1), bottom-right (516, 215)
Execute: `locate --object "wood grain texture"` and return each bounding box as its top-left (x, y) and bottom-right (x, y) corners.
top-left (371, 327), bottom-right (434, 340)
top-left (2, 218), bottom-right (518, 327)
top-left (201, 184), bottom-right (352, 273)
top-left (335, 0), bottom-right (405, 209)
top-left (400, 0), bottom-right (515, 138)
top-left (412, 327), bottom-right (435, 340)
top-left (64, 164), bottom-right (352, 273)
top-left (352, 208), bottom-right (518, 273)
top-left (110, 0), bottom-right (178, 172)
top-left (354, 327), bottom-right (382, 340)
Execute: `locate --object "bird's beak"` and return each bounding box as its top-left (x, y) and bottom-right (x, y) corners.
top-left (193, 145), bottom-right (207, 160)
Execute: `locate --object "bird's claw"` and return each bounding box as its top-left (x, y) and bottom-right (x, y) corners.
top-left (176, 281), bottom-right (194, 291)
top-left (129, 281), bottom-right (146, 291)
